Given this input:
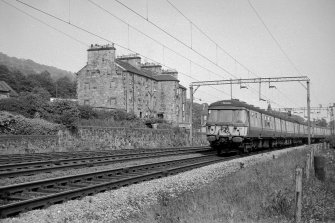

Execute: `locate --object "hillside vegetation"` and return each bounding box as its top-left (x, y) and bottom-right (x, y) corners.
top-left (0, 52), bottom-right (74, 81)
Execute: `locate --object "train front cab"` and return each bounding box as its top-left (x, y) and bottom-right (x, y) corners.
top-left (206, 108), bottom-right (249, 155)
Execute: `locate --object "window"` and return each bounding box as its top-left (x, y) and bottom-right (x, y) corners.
top-left (108, 97), bottom-right (116, 106)
top-left (208, 110), bottom-right (247, 124)
top-left (84, 82), bottom-right (90, 90)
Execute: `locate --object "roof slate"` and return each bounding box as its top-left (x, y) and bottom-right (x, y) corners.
top-left (116, 60), bottom-right (179, 82)
top-left (116, 60), bottom-right (154, 79)
top-left (154, 74), bottom-right (179, 82)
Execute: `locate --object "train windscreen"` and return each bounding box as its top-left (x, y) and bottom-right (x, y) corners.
top-left (208, 109), bottom-right (247, 124)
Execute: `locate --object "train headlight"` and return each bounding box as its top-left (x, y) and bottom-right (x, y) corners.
top-left (209, 126), bottom-right (215, 134)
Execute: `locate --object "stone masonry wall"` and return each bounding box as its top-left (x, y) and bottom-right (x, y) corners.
top-left (77, 46), bottom-right (125, 109)
top-left (0, 135), bottom-right (59, 154)
top-left (158, 81), bottom-right (179, 122)
top-left (0, 127), bottom-right (208, 154)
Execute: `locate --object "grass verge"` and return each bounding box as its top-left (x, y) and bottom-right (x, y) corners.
top-left (3, 145), bottom-right (334, 223)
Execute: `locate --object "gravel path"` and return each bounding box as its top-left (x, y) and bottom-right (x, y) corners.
top-left (2, 145), bottom-right (307, 223)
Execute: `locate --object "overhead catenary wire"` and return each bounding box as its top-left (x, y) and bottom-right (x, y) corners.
top-left (87, 0), bottom-right (227, 81)
top-left (7, 0), bottom-right (292, 108)
top-left (165, 0), bottom-right (300, 108)
top-left (8, 0), bottom-right (229, 101)
top-left (165, 0), bottom-right (259, 78)
top-left (1, 0), bottom-right (88, 47)
top-left (247, 0), bottom-right (320, 106)
top-left (112, 0), bottom-right (286, 107)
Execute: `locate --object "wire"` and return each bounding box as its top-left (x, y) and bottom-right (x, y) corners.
top-left (1, 0), bottom-right (88, 47)
top-left (112, 0), bottom-right (288, 106)
top-left (113, 0), bottom-right (238, 79)
top-left (165, 0), bottom-right (259, 78)
top-left (87, 0), bottom-right (225, 80)
top-left (166, 0), bottom-right (307, 108)
top-left (247, 0), bottom-right (310, 93)
top-left (11, 0), bottom-right (229, 100)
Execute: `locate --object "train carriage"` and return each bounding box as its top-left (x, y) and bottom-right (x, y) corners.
top-left (206, 99), bottom-right (330, 155)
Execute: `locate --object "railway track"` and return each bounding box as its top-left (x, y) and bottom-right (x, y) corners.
top-left (0, 153), bottom-right (232, 218)
top-left (0, 147), bottom-right (211, 178)
top-left (0, 146), bottom-right (209, 165)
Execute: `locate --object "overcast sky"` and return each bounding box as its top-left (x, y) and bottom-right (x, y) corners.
top-left (1, 0), bottom-right (335, 120)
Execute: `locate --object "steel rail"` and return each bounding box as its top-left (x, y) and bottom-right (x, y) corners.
top-left (0, 147), bottom-right (211, 178)
top-left (0, 146), bottom-right (209, 164)
top-left (0, 153), bottom-right (228, 218)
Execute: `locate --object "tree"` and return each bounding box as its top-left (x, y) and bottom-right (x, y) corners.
top-left (32, 87), bottom-right (51, 101)
top-left (313, 118), bottom-right (327, 127)
top-left (55, 76), bottom-right (76, 98)
top-left (28, 71), bottom-right (55, 96)
top-left (18, 92), bottom-right (50, 119)
top-left (49, 100), bottom-right (79, 131)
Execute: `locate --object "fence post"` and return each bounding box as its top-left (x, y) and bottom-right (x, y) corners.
top-left (310, 147), bottom-right (314, 176)
top-left (306, 154), bottom-right (310, 179)
top-left (295, 167), bottom-right (303, 223)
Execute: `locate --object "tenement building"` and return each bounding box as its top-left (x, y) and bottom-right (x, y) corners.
top-left (77, 44), bottom-right (187, 124)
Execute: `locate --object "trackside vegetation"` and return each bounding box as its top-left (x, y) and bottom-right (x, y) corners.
top-left (3, 146), bottom-right (334, 222)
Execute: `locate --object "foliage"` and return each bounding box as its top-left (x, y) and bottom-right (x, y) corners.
top-left (145, 117), bottom-right (167, 125)
top-left (18, 92), bottom-right (51, 119)
top-left (0, 64), bottom-right (76, 98)
top-left (0, 98), bottom-right (27, 116)
top-left (326, 135), bottom-right (335, 148)
top-left (0, 111), bottom-right (61, 135)
top-left (55, 76), bottom-right (77, 98)
top-left (0, 52), bottom-right (74, 81)
top-left (190, 101), bottom-right (203, 128)
top-left (310, 118), bottom-right (328, 127)
top-left (48, 100), bottom-right (79, 131)
top-left (78, 105), bottom-right (97, 120)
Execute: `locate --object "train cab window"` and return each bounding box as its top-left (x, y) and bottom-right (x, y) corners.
top-left (234, 110), bottom-right (248, 124)
top-left (208, 109), bottom-right (248, 124)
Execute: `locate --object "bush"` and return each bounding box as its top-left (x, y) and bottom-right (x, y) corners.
top-left (0, 111), bottom-right (61, 135)
top-left (49, 100), bottom-right (79, 131)
top-left (0, 93), bottom-right (52, 119)
top-left (0, 98), bottom-right (27, 116)
top-left (18, 92), bottom-right (51, 119)
top-left (326, 136), bottom-right (335, 148)
top-left (78, 105), bottom-right (97, 119)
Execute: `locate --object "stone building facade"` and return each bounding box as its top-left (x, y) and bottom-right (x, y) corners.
top-left (77, 44), bottom-right (187, 124)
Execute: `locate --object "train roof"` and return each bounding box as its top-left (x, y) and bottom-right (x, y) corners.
top-left (209, 99), bottom-right (307, 125)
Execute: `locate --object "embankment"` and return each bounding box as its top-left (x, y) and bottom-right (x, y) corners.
top-left (5, 145), bottom-right (333, 223)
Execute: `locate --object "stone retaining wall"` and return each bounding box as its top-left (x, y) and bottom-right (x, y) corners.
top-left (0, 127), bottom-right (208, 154)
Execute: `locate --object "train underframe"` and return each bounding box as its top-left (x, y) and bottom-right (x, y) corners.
top-left (210, 136), bottom-right (320, 156)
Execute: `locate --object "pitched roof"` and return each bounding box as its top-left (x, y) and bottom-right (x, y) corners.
top-left (0, 81), bottom-right (18, 97)
top-left (115, 60), bottom-right (155, 80)
top-left (154, 74), bottom-right (179, 82)
top-left (179, 84), bottom-right (187, 89)
top-left (76, 65), bottom-right (87, 75)
top-left (116, 60), bottom-right (179, 82)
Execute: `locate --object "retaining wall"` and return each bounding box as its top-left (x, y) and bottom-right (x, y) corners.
top-left (0, 127), bottom-right (208, 154)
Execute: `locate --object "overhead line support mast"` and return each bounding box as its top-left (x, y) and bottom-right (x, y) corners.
top-left (189, 76), bottom-right (311, 146)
